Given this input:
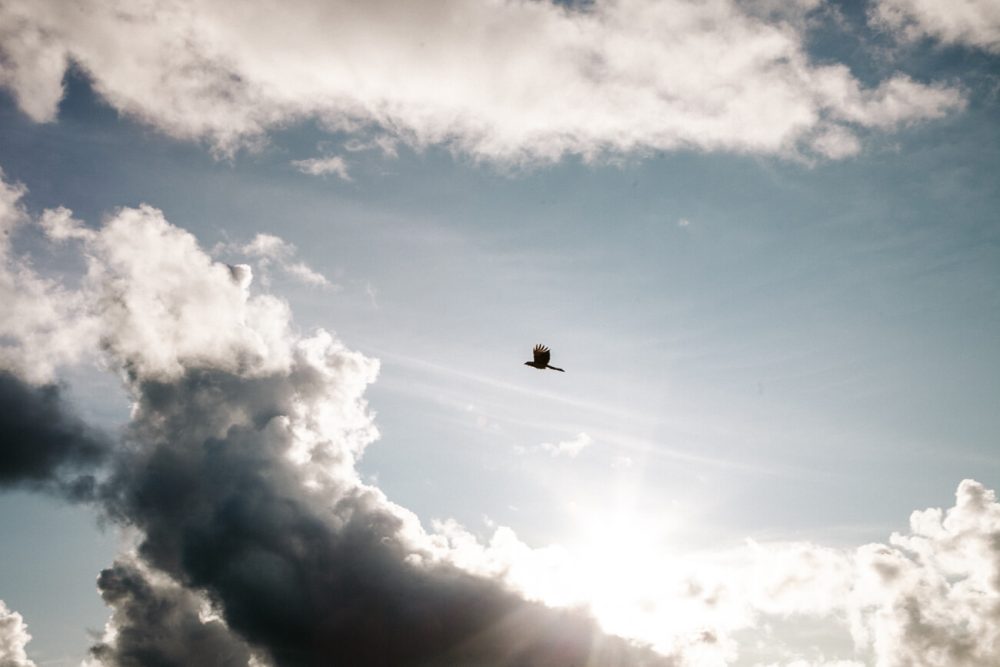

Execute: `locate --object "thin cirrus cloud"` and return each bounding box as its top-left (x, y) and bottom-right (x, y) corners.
top-left (0, 0), bottom-right (966, 163)
top-left (2, 167), bottom-right (999, 665)
top-left (290, 155), bottom-right (352, 181)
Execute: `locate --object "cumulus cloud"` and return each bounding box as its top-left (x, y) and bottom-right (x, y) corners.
top-left (480, 479), bottom-right (1000, 665)
top-left (0, 0), bottom-right (965, 162)
top-left (0, 177), bottom-right (666, 665)
top-left (88, 559), bottom-right (259, 667)
top-left (871, 0), bottom-right (1000, 53)
top-left (0, 601), bottom-right (35, 667)
top-left (291, 156), bottom-right (351, 180)
top-left (846, 478), bottom-right (1000, 665)
top-left (0, 175), bottom-right (96, 383)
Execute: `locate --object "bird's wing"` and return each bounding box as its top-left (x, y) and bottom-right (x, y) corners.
top-left (533, 344), bottom-right (550, 366)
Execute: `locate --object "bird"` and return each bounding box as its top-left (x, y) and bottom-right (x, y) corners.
top-left (524, 344), bottom-right (565, 372)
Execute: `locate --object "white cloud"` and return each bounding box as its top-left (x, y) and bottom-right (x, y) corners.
top-left (433, 478), bottom-right (1000, 665)
top-left (0, 0), bottom-right (965, 162)
top-left (0, 600), bottom-right (36, 667)
top-left (0, 169), bottom-right (28, 245)
top-left (0, 183), bottom-right (296, 382)
top-left (540, 432), bottom-right (593, 458)
top-left (237, 232), bottom-right (334, 288)
top-left (0, 176), bottom-right (97, 383)
top-left (871, 0), bottom-right (1000, 53)
top-left (291, 156), bottom-right (351, 180)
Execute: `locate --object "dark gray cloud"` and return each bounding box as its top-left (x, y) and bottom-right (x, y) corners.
top-left (0, 370), bottom-right (109, 496)
top-left (94, 366), bottom-right (669, 666)
top-left (91, 561), bottom-right (256, 667)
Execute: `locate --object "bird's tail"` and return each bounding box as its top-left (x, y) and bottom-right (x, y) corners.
top-left (547, 365), bottom-right (565, 372)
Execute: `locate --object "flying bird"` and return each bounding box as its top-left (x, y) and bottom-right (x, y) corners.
top-left (524, 344), bottom-right (565, 372)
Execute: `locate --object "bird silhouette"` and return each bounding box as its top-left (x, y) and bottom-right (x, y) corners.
top-left (524, 344), bottom-right (565, 372)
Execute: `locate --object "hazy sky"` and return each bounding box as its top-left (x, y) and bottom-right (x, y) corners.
top-left (0, 1), bottom-right (998, 666)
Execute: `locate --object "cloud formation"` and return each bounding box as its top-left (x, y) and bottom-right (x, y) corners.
top-left (871, 0), bottom-right (1000, 52)
top-left (0, 601), bottom-right (35, 667)
top-left (0, 172), bottom-right (665, 665)
top-left (468, 479), bottom-right (1000, 665)
top-left (3, 165), bottom-right (999, 665)
top-left (0, 0), bottom-right (965, 162)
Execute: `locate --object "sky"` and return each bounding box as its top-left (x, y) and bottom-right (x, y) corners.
top-left (0, 0), bottom-right (998, 665)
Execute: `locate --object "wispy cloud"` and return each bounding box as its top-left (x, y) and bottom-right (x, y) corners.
top-left (233, 232), bottom-right (335, 289)
top-left (540, 432), bottom-right (593, 458)
top-left (291, 155), bottom-right (351, 180)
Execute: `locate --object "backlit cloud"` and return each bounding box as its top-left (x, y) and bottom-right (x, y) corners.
top-left (2, 165), bottom-right (998, 665)
top-left (0, 0), bottom-right (965, 163)
top-left (0, 170), bottom-right (665, 666)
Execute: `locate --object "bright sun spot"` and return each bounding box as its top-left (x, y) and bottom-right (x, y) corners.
top-left (562, 507), bottom-right (681, 641)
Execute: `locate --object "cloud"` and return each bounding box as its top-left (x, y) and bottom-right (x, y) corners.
top-left (238, 233), bottom-right (334, 288)
top-left (871, 0), bottom-right (1000, 53)
top-left (0, 179), bottom-right (667, 665)
top-left (5, 166), bottom-right (999, 665)
top-left (540, 432), bottom-right (593, 458)
top-left (0, 170), bottom-right (28, 243)
top-left (0, 371), bottom-right (109, 497)
top-left (846, 478), bottom-right (1000, 665)
top-left (0, 0), bottom-right (965, 162)
top-left (291, 156), bottom-right (351, 181)
top-left (88, 341), bottom-right (663, 665)
top-left (0, 600), bottom-right (35, 667)
top-left (480, 479), bottom-right (1000, 665)
top-left (87, 559), bottom-right (259, 667)
top-left (0, 175), bottom-right (97, 383)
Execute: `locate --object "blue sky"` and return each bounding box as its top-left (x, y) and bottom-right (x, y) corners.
top-left (0, 1), bottom-right (998, 666)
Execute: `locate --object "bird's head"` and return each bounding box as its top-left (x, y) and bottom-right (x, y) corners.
top-left (523, 361), bottom-right (532, 366)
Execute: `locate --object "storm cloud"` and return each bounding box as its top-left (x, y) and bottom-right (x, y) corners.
top-left (91, 363), bottom-right (667, 666)
top-left (0, 371), bottom-right (109, 495)
top-left (0, 173), bottom-right (667, 665)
